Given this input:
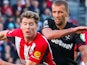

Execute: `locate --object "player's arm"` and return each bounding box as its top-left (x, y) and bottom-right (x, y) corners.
top-left (26, 60), bottom-right (37, 65)
top-left (0, 59), bottom-right (23, 65)
top-left (42, 26), bottom-right (87, 40)
top-left (79, 45), bottom-right (87, 65)
top-left (0, 30), bottom-right (9, 40)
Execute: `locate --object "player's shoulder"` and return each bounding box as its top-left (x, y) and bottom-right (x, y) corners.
top-left (67, 22), bottom-right (77, 28)
top-left (9, 28), bottom-right (22, 32)
top-left (43, 18), bottom-right (55, 28)
top-left (7, 28), bottom-right (23, 37)
top-left (13, 28), bottom-right (22, 35)
top-left (45, 18), bottom-right (54, 23)
top-left (36, 32), bottom-right (48, 42)
top-left (35, 33), bottom-right (48, 46)
top-left (46, 18), bottom-right (54, 21)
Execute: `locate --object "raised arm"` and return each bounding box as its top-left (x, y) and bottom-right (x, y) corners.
top-left (42, 26), bottom-right (87, 40)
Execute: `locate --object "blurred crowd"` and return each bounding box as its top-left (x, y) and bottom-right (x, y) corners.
top-left (0, 0), bottom-right (53, 31)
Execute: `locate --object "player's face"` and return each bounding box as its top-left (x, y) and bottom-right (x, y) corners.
top-left (20, 17), bottom-right (38, 39)
top-left (52, 4), bottom-right (69, 26)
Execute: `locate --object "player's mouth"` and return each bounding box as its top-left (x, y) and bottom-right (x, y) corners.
top-left (26, 31), bottom-right (31, 34)
top-left (55, 19), bottom-right (60, 22)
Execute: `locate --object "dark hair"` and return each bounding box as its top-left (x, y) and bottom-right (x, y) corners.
top-left (52, 0), bottom-right (69, 12)
top-left (20, 11), bottom-right (40, 24)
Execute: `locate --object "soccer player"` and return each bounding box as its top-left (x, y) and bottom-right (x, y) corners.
top-left (0, 11), bottom-right (56, 65)
top-left (42, 0), bottom-right (87, 65)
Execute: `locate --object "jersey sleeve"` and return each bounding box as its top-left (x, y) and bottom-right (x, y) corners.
top-left (29, 42), bottom-right (48, 64)
top-left (42, 18), bottom-right (55, 29)
top-left (6, 28), bottom-right (22, 37)
top-left (6, 29), bottom-right (22, 44)
top-left (43, 20), bottom-right (50, 28)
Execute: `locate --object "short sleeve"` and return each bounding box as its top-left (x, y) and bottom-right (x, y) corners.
top-left (6, 29), bottom-right (22, 44)
top-left (43, 20), bottom-right (50, 28)
top-left (42, 19), bottom-right (55, 29)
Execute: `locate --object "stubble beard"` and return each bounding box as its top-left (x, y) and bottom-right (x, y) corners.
top-left (56, 21), bottom-right (63, 26)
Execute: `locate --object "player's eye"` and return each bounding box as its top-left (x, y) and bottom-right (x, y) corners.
top-left (29, 23), bottom-right (34, 26)
top-left (23, 22), bottom-right (27, 25)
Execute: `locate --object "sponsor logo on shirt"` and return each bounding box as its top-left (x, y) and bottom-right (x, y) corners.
top-left (34, 51), bottom-right (41, 60)
top-left (51, 39), bottom-right (73, 50)
top-left (65, 35), bottom-right (71, 40)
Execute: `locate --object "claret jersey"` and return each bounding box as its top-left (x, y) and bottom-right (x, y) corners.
top-left (43, 18), bottom-right (86, 65)
top-left (6, 28), bottom-right (56, 65)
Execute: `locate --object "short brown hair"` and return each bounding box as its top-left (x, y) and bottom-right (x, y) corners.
top-left (52, 0), bottom-right (69, 12)
top-left (20, 11), bottom-right (40, 24)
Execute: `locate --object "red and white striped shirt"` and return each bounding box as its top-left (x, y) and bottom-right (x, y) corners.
top-left (6, 28), bottom-right (56, 65)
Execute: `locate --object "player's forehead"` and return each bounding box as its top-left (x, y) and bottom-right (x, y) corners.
top-left (52, 1), bottom-right (69, 12)
top-left (22, 17), bottom-right (35, 23)
top-left (52, 4), bottom-right (66, 10)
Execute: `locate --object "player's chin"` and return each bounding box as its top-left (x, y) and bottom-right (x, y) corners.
top-left (55, 20), bottom-right (60, 23)
top-left (55, 22), bottom-right (61, 25)
top-left (26, 35), bottom-right (32, 38)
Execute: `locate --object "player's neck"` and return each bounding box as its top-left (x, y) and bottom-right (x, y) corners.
top-left (25, 33), bottom-right (37, 44)
top-left (56, 21), bottom-right (67, 30)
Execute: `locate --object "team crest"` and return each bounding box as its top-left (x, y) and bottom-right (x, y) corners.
top-left (34, 51), bottom-right (41, 59)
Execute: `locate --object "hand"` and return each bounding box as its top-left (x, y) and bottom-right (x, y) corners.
top-left (72, 26), bottom-right (87, 34)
